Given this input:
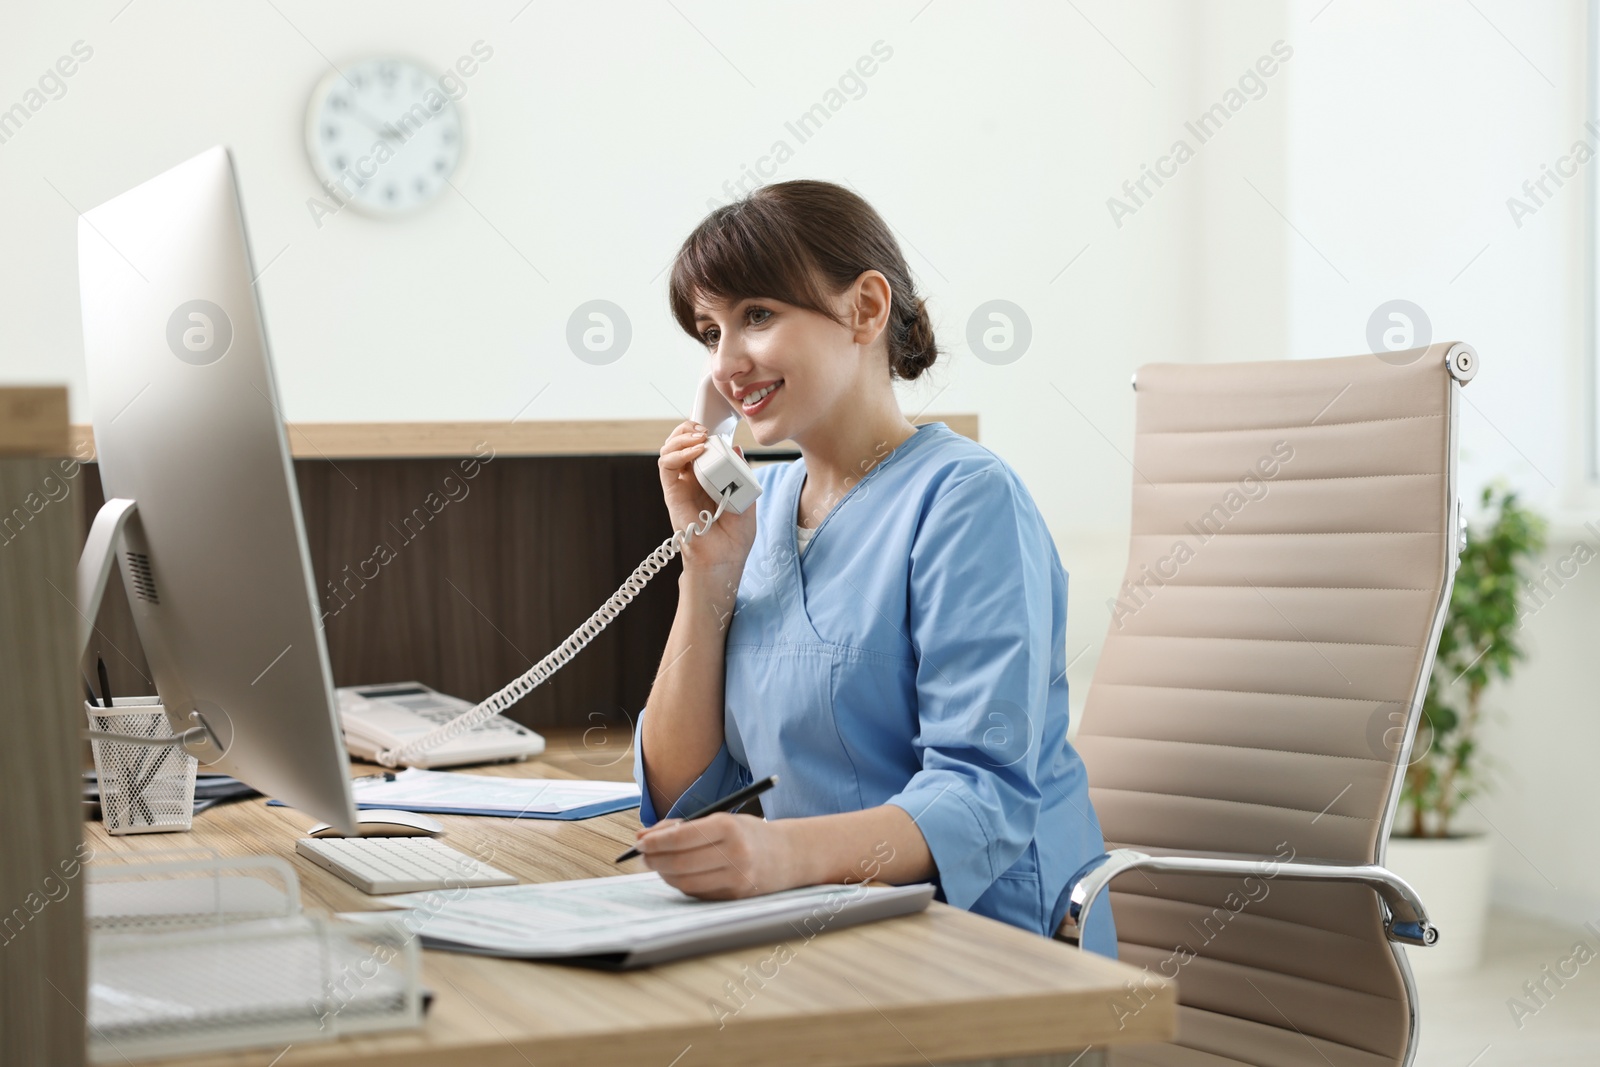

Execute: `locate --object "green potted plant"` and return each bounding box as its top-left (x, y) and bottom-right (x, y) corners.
top-left (1386, 484), bottom-right (1547, 972)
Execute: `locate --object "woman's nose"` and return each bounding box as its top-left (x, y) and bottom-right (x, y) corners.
top-left (709, 341), bottom-right (750, 384)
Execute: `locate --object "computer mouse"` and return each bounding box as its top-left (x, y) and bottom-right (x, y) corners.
top-left (306, 808), bottom-right (445, 838)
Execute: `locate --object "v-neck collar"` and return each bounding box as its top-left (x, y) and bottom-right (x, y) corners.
top-left (787, 422), bottom-right (943, 564)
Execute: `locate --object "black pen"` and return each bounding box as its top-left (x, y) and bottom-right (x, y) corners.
top-left (83, 671), bottom-right (103, 708)
top-left (96, 655), bottom-right (114, 709)
top-left (615, 774), bottom-right (778, 863)
top-left (92, 653), bottom-right (151, 820)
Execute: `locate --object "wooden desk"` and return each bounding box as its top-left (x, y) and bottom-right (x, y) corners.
top-left (82, 737), bottom-right (1174, 1067)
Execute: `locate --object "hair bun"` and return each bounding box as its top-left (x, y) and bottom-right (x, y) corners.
top-left (893, 297), bottom-right (939, 382)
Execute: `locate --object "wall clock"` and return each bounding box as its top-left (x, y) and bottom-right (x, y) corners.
top-left (305, 57), bottom-right (463, 216)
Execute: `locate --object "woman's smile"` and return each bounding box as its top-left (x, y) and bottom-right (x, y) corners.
top-left (738, 379), bottom-right (783, 417)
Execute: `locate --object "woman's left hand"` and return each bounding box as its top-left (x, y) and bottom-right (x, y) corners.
top-left (632, 812), bottom-right (802, 899)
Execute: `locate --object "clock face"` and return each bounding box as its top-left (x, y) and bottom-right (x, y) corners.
top-left (305, 57), bottom-right (464, 216)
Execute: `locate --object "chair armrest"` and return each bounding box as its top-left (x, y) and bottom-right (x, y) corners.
top-left (1056, 848), bottom-right (1439, 949)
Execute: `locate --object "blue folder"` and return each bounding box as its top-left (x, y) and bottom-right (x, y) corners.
top-left (266, 795), bottom-right (639, 821)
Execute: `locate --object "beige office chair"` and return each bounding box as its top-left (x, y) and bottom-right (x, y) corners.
top-left (1057, 343), bottom-right (1478, 1067)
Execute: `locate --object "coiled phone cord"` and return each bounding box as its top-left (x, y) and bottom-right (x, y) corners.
top-left (377, 489), bottom-right (735, 768)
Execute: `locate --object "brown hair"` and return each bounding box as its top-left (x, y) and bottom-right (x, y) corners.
top-left (668, 181), bottom-right (938, 381)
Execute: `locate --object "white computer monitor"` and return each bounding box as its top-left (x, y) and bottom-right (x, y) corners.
top-left (76, 146), bottom-right (359, 834)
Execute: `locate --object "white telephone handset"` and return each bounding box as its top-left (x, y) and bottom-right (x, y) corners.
top-left (373, 376), bottom-right (762, 767)
top-left (691, 375), bottom-right (762, 514)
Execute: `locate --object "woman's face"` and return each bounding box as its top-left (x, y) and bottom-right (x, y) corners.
top-left (693, 286), bottom-right (863, 447)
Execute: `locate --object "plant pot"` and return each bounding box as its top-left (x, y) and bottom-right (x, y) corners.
top-left (1384, 832), bottom-right (1492, 974)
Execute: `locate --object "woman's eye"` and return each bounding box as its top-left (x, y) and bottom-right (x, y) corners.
top-left (701, 327), bottom-right (720, 347)
top-left (747, 307), bottom-right (772, 326)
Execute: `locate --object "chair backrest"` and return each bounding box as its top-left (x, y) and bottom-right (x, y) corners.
top-left (1076, 344), bottom-right (1472, 1067)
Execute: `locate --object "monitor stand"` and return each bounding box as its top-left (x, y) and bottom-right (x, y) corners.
top-left (78, 497), bottom-right (137, 659)
top-left (77, 497), bottom-right (219, 755)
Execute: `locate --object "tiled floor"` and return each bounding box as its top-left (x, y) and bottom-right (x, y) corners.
top-left (1411, 909), bottom-right (1600, 1065)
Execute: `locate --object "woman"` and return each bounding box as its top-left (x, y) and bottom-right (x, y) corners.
top-left (629, 180), bottom-right (1115, 954)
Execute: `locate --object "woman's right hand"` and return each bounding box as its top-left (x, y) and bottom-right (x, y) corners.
top-left (658, 421), bottom-right (758, 575)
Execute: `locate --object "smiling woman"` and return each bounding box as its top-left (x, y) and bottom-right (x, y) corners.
top-left (630, 181), bottom-right (1117, 956)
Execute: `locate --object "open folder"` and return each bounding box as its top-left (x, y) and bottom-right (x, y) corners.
top-left (345, 872), bottom-right (935, 969)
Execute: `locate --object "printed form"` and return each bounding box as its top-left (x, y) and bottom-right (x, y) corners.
top-left (349, 873), bottom-right (930, 959)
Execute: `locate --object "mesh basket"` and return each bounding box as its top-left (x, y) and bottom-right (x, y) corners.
top-left (86, 697), bottom-right (199, 834)
top-left (87, 853), bottom-right (299, 932)
top-left (85, 856), bottom-right (421, 1062)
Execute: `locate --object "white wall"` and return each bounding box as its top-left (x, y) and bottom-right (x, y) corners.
top-left (0, 0), bottom-right (1216, 714)
top-left (1482, 533), bottom-right (1600, 922)
top-left (1284, 0), bottom-right (1591, 518)
top-left (3, 0), bottom-right (1595, 917)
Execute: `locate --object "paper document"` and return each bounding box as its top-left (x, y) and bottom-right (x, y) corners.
top-left (351, 768), bottom-right (639, 817)
top-left (347, 872), bottom-right (934, 966)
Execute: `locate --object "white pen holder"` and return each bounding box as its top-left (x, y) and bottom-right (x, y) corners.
top-left (86, 697), bottom-right (199, 835)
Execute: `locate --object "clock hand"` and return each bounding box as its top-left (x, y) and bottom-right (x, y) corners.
top-left (350, 105), bottom-right (402, 143)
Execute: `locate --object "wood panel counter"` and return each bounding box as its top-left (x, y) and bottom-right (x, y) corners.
top-left (74, 415), bottom-right (978, 734)
top-left (68, 414), bottom-right (979, 461)
top-left (1, 386), bottom-right (85, 1067)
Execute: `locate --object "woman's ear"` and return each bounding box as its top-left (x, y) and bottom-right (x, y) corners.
top-left (849, 270), bottom-right (893, 347)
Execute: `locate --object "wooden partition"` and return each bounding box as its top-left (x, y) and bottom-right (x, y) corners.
top-left (0, 387), bottom-right (86, 1067)
top-left (77, 415), bottom-right (976, 734)
top-left (81, 453), bottom-right (683, 732)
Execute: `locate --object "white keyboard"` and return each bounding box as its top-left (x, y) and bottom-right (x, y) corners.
top-left (296, 836), bottom-right (518, 895)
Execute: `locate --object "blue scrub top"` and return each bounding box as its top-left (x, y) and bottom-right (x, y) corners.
top-left (633, 422), bottom-right (1116, 956)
